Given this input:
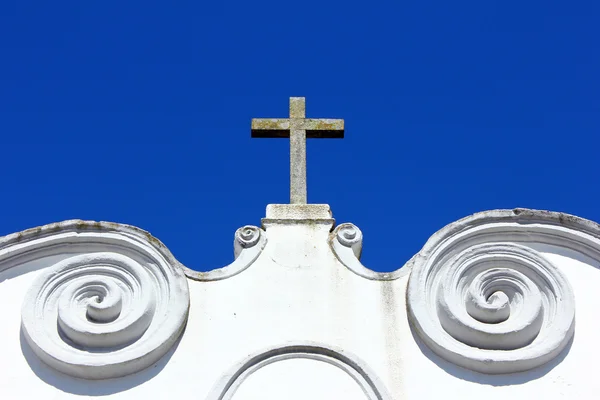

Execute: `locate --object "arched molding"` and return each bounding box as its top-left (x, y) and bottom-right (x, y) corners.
top-left (406, 208), bottom-right (591, 374)
top-left (182, 225), bottom-right (267, 281)
top-left (207, 342), bottom-right (392, 400)
top-left (0, 220), bottom-right (190, 380)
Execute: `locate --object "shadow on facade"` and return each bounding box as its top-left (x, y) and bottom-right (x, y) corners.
top-left (19, 328), bottom-right (182, 395)
top-left (408, 322), bottom-right (574, 386)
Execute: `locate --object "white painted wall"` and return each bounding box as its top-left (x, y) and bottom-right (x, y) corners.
top-left (0, 207), bottom-right (599, 399)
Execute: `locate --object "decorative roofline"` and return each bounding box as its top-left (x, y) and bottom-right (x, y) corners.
top-left (405, 208), bottom-right (599, 374)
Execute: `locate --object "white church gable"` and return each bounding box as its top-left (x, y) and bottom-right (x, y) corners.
top-left (1, 205), bottom-right (599, 399)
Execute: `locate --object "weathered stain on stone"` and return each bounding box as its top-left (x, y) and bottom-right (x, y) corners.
top-left (512, 207), bottom-right (591, 228)
top-left (380, 279), bottom-right (404, 395)
top-left (251, 119), bottom-right (290, 132)
top-left (144, 232), bottom-right (164, 249)
top-left (20, 226), bottom-right (42, 236)
top-left (557, 212), bottom-right (581, 226)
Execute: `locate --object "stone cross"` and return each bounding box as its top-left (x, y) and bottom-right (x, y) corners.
top-left (251, 97), bottom-right (344, 204)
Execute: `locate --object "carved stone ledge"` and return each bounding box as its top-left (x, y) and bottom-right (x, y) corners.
top-left (261, 204), bottom-right (335, 227)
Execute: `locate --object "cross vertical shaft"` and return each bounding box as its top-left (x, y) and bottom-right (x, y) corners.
top-left (251, 97), bottom-right (344, 204)
top-left (289, 97), bottom-right (307, 204)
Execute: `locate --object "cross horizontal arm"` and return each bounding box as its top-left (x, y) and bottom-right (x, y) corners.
top-left (304, 119), bottom-right (344, 138)
top-left (251, 118), bottom-right (290, 138)
top-left (251, 118), bottom-right (344, 138)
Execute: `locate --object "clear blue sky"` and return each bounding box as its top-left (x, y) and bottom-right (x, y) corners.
top-left (1, 1), bottom-right (598, 272)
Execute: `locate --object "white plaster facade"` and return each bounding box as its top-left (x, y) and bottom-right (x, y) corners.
top-left (1, 204), bottom-right (599, 399)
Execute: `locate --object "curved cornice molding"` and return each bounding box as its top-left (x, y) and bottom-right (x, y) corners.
top-left (0, 220), bottom-right (190, 380)
top-left (182, 225), bottom-right (267, 281)
top-left (406, 208), bottom-right (593, 374)
top-left (207, 342), bottom-right (392, 400)
top-left (0, 219), bottom-right (186, 273)
top-left (330, 223), bottom-right (408, 280)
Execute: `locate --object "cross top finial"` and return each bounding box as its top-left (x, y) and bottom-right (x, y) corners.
top-left (251, 97), bottom-right (344, 204)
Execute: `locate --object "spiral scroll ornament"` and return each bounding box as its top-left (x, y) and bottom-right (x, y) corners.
top-left (335, 223), bottom-right (363, 259)
top-left (236, 226), bottom-right (261, 248)
top-left (234, 225), bottom-right (262, 259)
top-left (21, 252), bottom-right (189, 379)
top-left (408, 243), bottom-right (575, 374)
